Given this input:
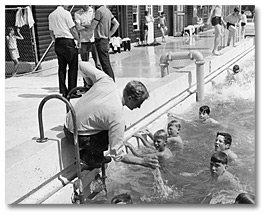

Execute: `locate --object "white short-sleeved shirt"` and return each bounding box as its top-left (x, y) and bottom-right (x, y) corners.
top-left (241, 14), bottom-right (247, 24)
top-left (65, 62), bottom-right (125, 160)
top-left (48, 6), bottom-right (75, 39)
top-left (74, 8), bottom-right (95, 42)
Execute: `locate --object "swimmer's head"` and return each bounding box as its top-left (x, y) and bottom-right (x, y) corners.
top-left (199, 105), bottom-right (210, 120)
top-left (210, 152), bottom-right (228, 177)
top-left (233, 65), bottom-right (240, 74)
top-left (215, 132), bottom-right (232, 151)
top-left (234, 193), bottom-right (255, 204)
top-left (167, 120), bottom-right (181, 137)
top-left (111, 193), bottom-right (133, 204)
top-left (153, 129), bottom-right (167, 151)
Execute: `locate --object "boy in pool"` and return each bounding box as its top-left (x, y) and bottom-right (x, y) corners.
top-left (199, 105), bottom-right (219, 124)
top-left (167, 119), bottom-right (183, 146)
top-left (134, 119), bottom-right (183, 150)
top-left (111, 193), bottom-right (133, 204)
top-left (215, 132), bottom-right (237, 162)
top-left (126, 129), bottom-right (173, 160)
top-left (210, 152), bottom-right (231, 181)
top-left (207, 152), bottom-right (245, 204)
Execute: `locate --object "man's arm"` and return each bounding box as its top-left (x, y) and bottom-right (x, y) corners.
top-left (78, 62), bottom-right (107, 85)
top-left (49, 30), bottom-right (55, 42)
top-left (82, 18), bottom-right (99, 38)
top-left (110, 18), bottom-right (119, 38)
top-left (74, 13), bottom-right (86, 33)
top-left (70, 26), bottom-right (80, 42)
top-left (121, 153), bottom-right (159, 169)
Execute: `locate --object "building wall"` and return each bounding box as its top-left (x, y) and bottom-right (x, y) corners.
top-left (6, 5), bottom-right (240, 63)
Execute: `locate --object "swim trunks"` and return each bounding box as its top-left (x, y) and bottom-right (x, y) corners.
top-left (226, 22), bottom-right (235, 29)
top-left (144, 23), bottom-right (148, 30)
top-left (241, 22), bottom-right (246, 26)
top-left (211, 16), bottom-right (221, 26)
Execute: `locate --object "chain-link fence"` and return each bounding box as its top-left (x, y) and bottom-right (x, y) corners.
top-left (5, 7), bottom-right (36, 78)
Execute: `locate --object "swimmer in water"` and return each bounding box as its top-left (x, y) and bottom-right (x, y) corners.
top-left (234, 193), bottom-right (255, 204)
top-left (214, 132), bottom-right (237, 162)
top-left (127, 129), bottom-right (173, 160)
top-left (111, 193), bottom-right (133, 204)
top-left (166, 119), bottom-right (183, 147)
top-left (199, 105), bottom-right (219, 124)
top-left (226, 64), bottom-right (241, 85)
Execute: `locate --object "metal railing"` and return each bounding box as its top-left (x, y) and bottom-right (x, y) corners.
top-left (160, 50), bottom-right (205, 101)
top-left (36, 94), bottom-right (84, 203)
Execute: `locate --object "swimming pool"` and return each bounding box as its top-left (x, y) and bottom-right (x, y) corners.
top-left (100, 52), bottom-right (255, 204)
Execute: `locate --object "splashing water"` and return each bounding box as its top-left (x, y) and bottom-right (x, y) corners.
top-left (102, 53), bottom-right (255, 204)
top-left (152, 168), bottom-right (172, 197)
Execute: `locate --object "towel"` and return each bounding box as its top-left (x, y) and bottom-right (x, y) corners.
top-left (15, 7), bottom-right (25, 27)
top-left (24, 6), bottom-right (35, 28)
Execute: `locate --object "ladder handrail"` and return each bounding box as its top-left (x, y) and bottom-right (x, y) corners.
top-left (36, 94), bottom-right (84, 202)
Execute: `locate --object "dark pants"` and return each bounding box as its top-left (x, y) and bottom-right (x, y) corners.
top-left (95, 38), bottom-right (115, 81)
top-left (80, 42), bottom-right (102, 86)
top-left (55, 38), bottom-right (78, 97)
top-left (63, 126), bottom-right (109, 163)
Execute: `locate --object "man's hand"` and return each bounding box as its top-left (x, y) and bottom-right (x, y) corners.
top-left (142, 155), bottom-right (160, 169)
top-left (75, 40), bottom-right (81, 49)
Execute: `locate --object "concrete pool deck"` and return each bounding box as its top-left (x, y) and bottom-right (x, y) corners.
top-left (5, 24), bottom-right (255, 204)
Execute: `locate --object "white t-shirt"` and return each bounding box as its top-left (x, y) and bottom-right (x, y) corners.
top-left (74, 8), bottom-right (95, 42)
top-left (48, 6), bottom-right (75, 39)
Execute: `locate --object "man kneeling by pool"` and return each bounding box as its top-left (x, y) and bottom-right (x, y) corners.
top-left (64, 61), bottom-right (159, 170)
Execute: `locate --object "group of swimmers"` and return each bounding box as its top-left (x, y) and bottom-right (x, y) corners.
top-left (122, 103), bottom-right (255, 204)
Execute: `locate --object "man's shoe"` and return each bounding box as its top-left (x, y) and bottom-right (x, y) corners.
top-left (102, 156), bottom-right (112, 164)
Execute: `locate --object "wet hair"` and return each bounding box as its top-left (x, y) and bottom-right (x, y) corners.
top-left (123, 80), bottom-right (149, 101)
top-left (111, 193), bottom-right (133, 204)
top-left (211, 152), bottom-right (228, 165)
top-left (233, 64), bottom-right (240, 74)
top-left (235, 193), bottom-right (255, 204)
top-left (154, 129), bottom-right (168, 141)
top-left (234, 7), bottom-right (240, 13)
top-left (216, 132), bottom-right (232, 146)
top-left (199, 105), bottom-right (210, 115)
top-left (167, 120), bottom-right (181, 130)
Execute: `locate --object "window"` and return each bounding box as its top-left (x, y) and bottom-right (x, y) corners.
top-left (146, 5), bottom-right (153, 16)
top-left (176, 5), bottom-right (184, 12)
top-left (158, 5), bottom-right (164, 15)
top-left (133, 5), bottom-right (139, 30)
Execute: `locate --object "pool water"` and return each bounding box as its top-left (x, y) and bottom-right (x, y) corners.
top-left (100, 53), bottom-right (255, 204)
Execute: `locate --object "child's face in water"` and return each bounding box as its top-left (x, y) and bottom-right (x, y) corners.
top-left (153, 137), bottom-right (166, 151)
top-left (210, 161), bottom-right (227, 178)
top-left (215, 135), bottom-right (229, 152)
top-left (167, 124), bottom-right (179, 137)
top-left (199, 111), bottom-right (209, 121)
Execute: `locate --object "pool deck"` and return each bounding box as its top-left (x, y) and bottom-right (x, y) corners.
top-left (5, 23), bottom-right (255, 204)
